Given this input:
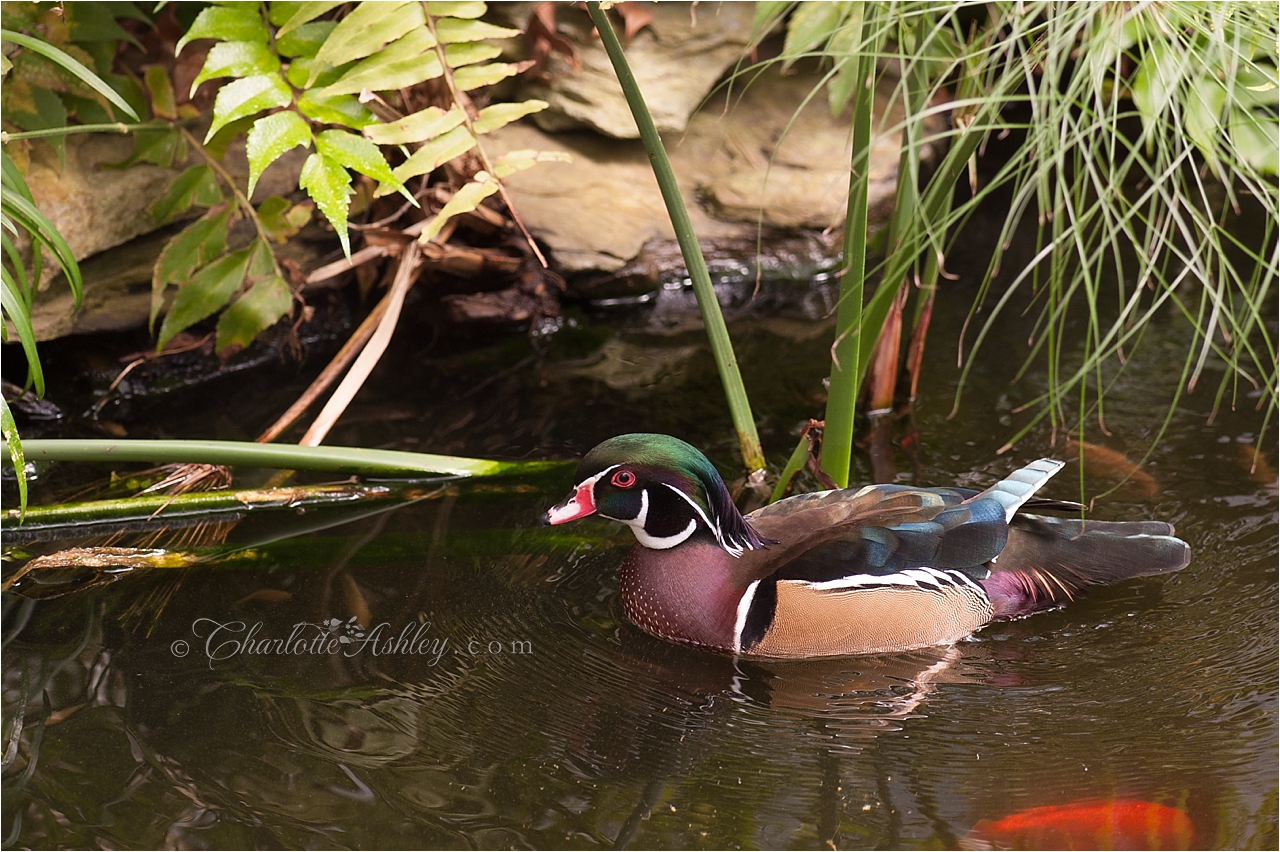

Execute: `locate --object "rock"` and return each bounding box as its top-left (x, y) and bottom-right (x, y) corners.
top-left (483, 124), bottom-right (742, 274)
top-left (501, 2), bottom-right (757, 138)
top-left (487, 65), bottom-right (935, 289)
top-left (27, 226), bottom-right (177, 341)
top-left (570, 232), bottom-right (840, 302)
top-left (19, 134), bottom-right (184, 290)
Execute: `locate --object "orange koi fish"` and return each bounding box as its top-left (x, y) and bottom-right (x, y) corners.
top-left (962, 799), bottom-right (1195, 850)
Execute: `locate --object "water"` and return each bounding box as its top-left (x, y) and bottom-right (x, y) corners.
top-left (3, 244), bottom-right (1276, 848)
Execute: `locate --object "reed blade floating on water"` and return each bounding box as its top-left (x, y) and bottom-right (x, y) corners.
top-left (4, 438), bottom-right (566, 481)
top-left (1, 482), bottom-right (444, 544)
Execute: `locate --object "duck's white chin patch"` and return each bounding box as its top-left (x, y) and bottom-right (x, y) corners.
top-left (617, 488), bottom-right (697, 550)
top-left (630, 516), bottom-right (696, 549)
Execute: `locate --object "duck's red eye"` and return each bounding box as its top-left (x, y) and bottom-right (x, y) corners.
top-left (611, 469), bottom-right (637, 488)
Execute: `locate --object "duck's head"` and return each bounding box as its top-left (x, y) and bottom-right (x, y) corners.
top-left (543, 433), bottom-right (771, 555)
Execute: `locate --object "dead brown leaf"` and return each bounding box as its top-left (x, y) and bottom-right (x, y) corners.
top-left (526, 1), bottom-right (581, 80)
top-left (615, 2), bottom-right (655, 44)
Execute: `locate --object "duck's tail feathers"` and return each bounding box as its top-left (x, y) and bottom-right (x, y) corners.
top-left (981, 514), bottom-right (1190, 619)
top-left (971, 459), bottom-right (1065, 522)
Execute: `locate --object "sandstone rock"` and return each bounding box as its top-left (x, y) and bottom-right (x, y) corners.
top-left (26, 226), bottom-right (175, 341)
top-left (487, 66), bottom-right (933, 289)
top-left (20, 134), bottom-right (184, 288)
top-left (503, 2), bottom-right (757, 138)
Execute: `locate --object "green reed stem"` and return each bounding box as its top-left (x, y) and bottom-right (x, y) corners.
top-left (585, 1), bottom-right (765, 474)
top-left (1, 122), bottom-right (165, 141)
top-left (1, 483), bottom-right (428, 534)
top-left (821, 17), bottom-right (879, 489)
top-left (769, 431), bottom-right (814, 504)
top-left (4, 439), bottom-right (566, 480)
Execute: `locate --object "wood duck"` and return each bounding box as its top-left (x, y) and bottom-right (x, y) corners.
top-left (543, 434), bottom-right (1191, 658)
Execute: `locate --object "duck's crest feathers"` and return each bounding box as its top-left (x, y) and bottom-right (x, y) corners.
top-left (579, 433), bottom-right (772, 557)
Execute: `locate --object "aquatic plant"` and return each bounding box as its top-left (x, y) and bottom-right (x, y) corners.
top-left (752, 1), bottom-right (1278, 486)
top-left (2, 2), bottom-right (567, 508)
top-left (140, 0), bottom-right (561, 355)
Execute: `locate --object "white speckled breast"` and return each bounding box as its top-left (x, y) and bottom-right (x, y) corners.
top-left (618, 542), bottom-right (745, 652)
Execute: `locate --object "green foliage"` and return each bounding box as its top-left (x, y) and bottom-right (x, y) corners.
top-left (417, 148), bottom-right (569, 241)
top-left (205, 74), bottom-right (295, 141)
top-left (0, 8), bottom-right (139, 515)
top-left (5, 438), bottom-right (565, 479)
top-left (157, 246), bottom-right (254, 350)
top-left (5, 0), bottom-right (557, 380)
top-left (151, 207), bottom-right (232, 326)
top-left (0, 157), bottom-right (82, 361)
top-left (145, 0), bottom-right (556, 357)
top-left (311, 0), bottom-right (426, 76)
top-left (245, 111), bottom-right (311, 196)
top-left (759, 1), bottom-right (1278, 468)
top-left (1127, 4), bottom-right (1279, 177)
top-left (216, 274), bottom-right (293, 353)
top-left (295, 87), bottom-right (375, 128)
top-left (314, 128), bottom-right (407, 195)
top-left (821, 12), bottom-right (882, 488)
top-left (191, 40), bottom-right (282, 93)
top-left (297, 151), bottom-right (354, 256)
top-left (0, 26), bottom-right (139, 120)
top-left (1, 6), bottom-right (141, 111)
top-left (257, 196), bottom-right (313, 242)
top-left (377, 98), bottom-right (561, 234)
top-left (106, 125), bottom-right (187, 169)
top-left (175, 4), bottom-right (269, 53)
top-left (149, 164), bottom-right (223, 223)
top-left (1, 5), bottom-right (143, 167)
top-left (1, 395), bottom-right (25, 513)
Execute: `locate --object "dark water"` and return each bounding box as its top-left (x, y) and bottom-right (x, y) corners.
top-left (3, 244), bottom-right (1277, 848)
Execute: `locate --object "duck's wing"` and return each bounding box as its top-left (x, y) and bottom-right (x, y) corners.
top-left (733, 460), bottom-right (1065, 585)
top-left (730, 460), bottom-right (1067, 657)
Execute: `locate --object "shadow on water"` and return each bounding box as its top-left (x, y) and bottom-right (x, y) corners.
top-left (3, 210), bottom-right (1277, 848)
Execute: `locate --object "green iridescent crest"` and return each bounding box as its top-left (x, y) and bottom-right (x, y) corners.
top-left (577, 434), bottom-right (771, 554)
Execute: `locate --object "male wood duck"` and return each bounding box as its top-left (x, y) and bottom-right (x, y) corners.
top-left (543, 434), bottom-right (1191, 658)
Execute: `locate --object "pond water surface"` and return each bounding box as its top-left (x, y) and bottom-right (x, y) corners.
top-left (3, 226), bottom-right (1277, 849)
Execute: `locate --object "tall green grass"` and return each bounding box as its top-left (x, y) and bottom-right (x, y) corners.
top-left (748, 1), bottom-right (1276, 485)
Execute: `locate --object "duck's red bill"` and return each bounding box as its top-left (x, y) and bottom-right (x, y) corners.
top-left (545, 482), bottom-right (597, 524)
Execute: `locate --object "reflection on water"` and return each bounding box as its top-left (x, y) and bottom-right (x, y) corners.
top-left (3, 270), bottom-right (1276, 848)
